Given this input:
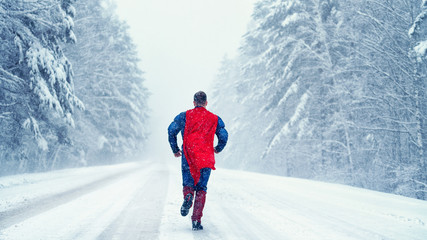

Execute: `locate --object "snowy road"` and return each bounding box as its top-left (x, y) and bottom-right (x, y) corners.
top-left (0, 160), bottom-right (426, 240)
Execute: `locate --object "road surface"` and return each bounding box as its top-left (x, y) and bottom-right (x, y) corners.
top-left (0, 160), bottom-right (426, 239)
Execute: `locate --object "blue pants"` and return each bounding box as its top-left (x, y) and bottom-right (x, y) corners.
top-left (181, 155), bottom-right (211, 192)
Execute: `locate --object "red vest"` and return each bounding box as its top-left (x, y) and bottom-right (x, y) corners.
top-left (183, 107), bottom-right (218, 184)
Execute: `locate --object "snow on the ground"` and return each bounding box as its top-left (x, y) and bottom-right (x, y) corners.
top-left (0, 162), bottom-right (140, 213)
top-left (0, 159), bottom-right (426, 240)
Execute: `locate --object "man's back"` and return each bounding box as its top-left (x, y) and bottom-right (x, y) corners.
top-left (183, 107), bottom-right (218, 172)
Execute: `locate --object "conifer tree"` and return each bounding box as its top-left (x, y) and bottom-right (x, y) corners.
top-left (64, 0), bottom-right (149, 165)
top-left (408, 0), bottom-right (427, 199)
top-left (0, 0), bottom-right (82, 173)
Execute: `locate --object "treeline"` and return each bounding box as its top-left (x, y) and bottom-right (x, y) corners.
top-left (212, 0), bottom-right (427, 200)
top-left (0, 0), bottom-right (149, 175)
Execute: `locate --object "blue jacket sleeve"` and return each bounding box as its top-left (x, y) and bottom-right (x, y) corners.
top-left (215, 116), bottom-right (228, 153)
top-left (168, 112), bottom-right (186, 153)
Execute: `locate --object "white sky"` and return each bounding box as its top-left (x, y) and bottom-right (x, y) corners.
top-left (114, 0), bottom-right (256, 158)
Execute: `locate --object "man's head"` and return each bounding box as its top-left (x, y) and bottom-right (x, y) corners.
top-left (193, 91), bottom-right (207, 107)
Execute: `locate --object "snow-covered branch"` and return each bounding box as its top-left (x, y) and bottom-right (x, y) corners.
top-left (6, 3), bottom-right (57, 16)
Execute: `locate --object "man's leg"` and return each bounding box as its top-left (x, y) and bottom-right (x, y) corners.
top-left (192, 168), bottom-right (211, 230)
top-left (181, 156), bottom-right (194, 216)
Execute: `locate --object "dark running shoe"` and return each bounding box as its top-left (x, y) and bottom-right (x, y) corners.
top-left (180, 193), bottom-right (193, 216)
top-left (192, 220), bottom-right (203, 231)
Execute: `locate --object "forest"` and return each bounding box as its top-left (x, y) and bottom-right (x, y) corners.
top-left (0, 0), bottom-right (149, 174)
top-left (212, 0), bottom-right (427, 200)
top-left (0, 0), bottom-right (426, 201)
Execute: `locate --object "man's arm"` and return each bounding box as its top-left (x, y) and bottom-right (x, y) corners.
top-left (167, 112), bottom-right (186, 156)
top-left (214, 117), bottom-right (228, 153)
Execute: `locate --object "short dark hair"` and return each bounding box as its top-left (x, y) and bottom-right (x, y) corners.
top-left (194, 91), bottom-right (207, 105)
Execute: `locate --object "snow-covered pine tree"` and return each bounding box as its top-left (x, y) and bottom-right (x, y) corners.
top-left (64, 0), bottom-right (149, 165)
top-left (408, 0), bottom-right (427, 199)
top-left (214, 0), bottom-right (360, 179)
top-left (0, 0), bottom-right (83, 174)
top-left (211, 0), bottom-right (279, 173)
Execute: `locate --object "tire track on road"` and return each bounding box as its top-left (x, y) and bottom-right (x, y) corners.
top-left (97, 163), bottom-right (169, 240)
